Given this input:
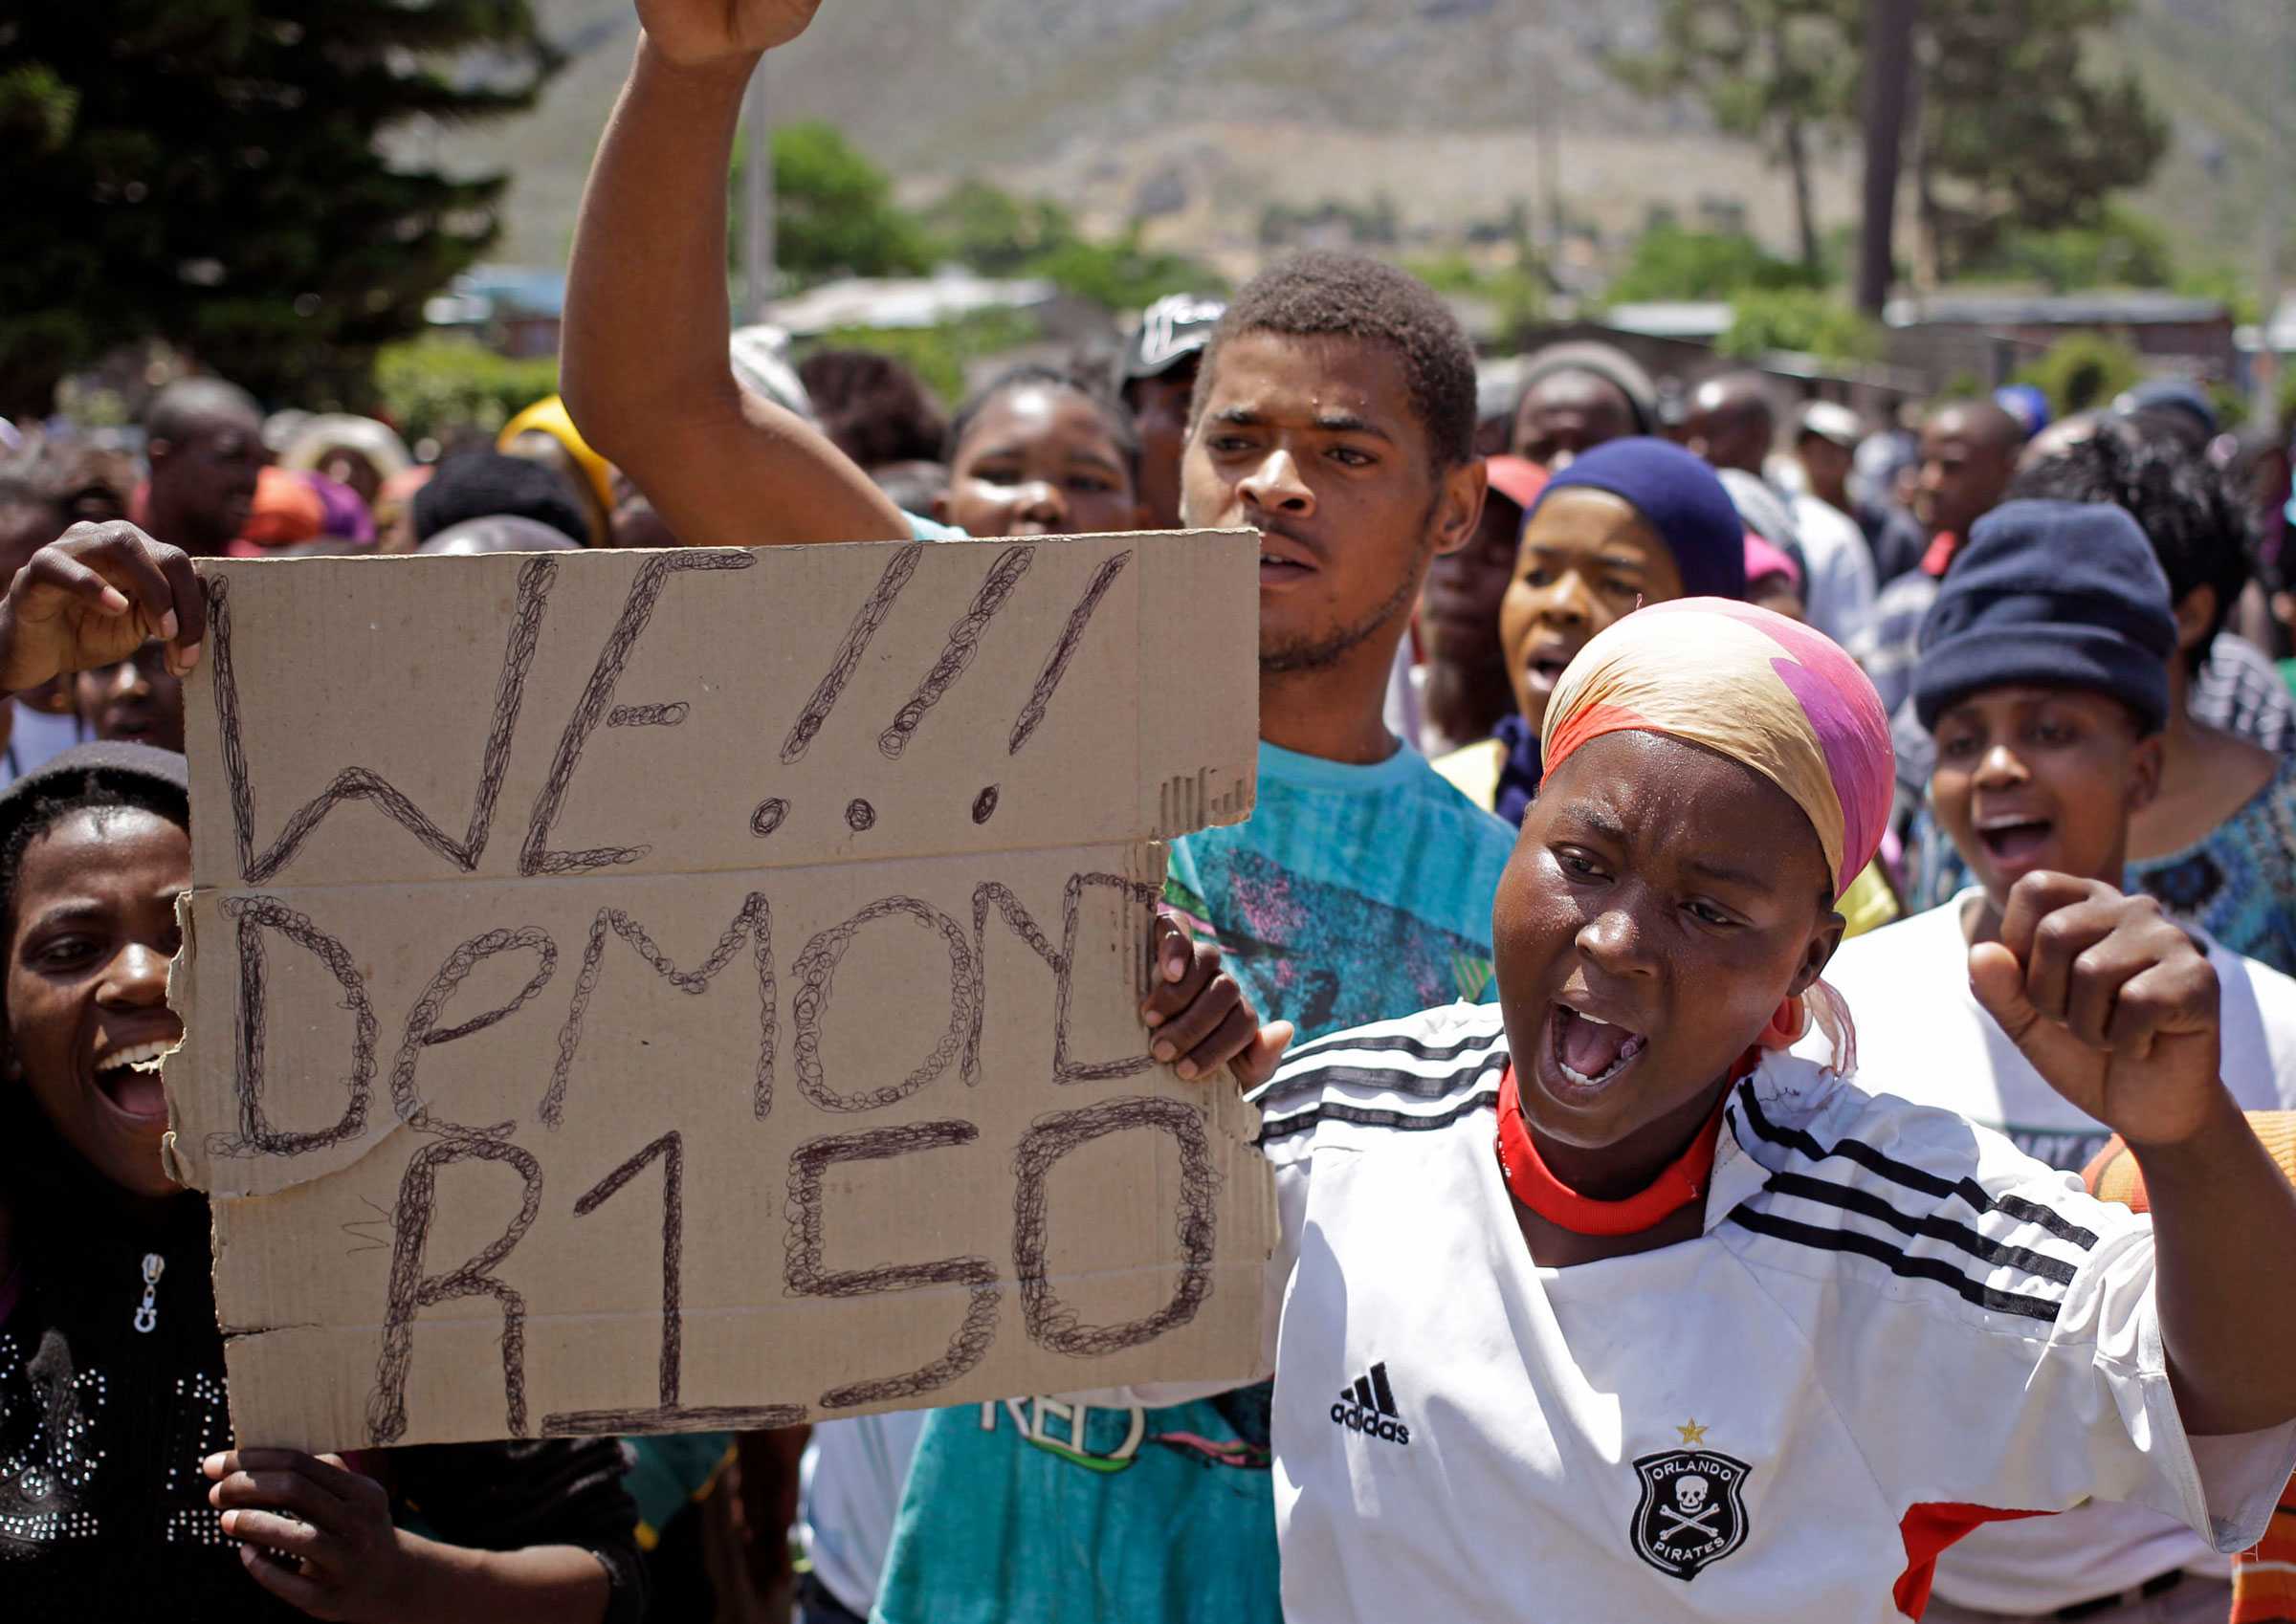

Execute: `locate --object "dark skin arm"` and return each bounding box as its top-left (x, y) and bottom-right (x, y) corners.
top-left (203, 1450), bottom-right (609, 1624)
top-left (561, 0), bottom-right (905, 547)
top-left (1972, 872), bottom-right (2296, 1436)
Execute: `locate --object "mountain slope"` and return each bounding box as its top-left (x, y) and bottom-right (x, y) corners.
top-left (430, 0), bottom-right (2277, 287)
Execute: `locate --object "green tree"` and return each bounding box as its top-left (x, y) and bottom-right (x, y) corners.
top-left (0, 2), bottom-right (557, 417)
top-left (1607, 223), bottom-right (1821, 302)
top-left (372, 335), bottom-right (559, 445)
top-left (1719, 289), bottom-right (1882, 362)
top-left (2013, 333), bottom-right (2147, 417)
top-left (730, 121), bottom-right (938, 284)
top-left (1968, 204), bottom-right (2175, 293)
top-left (1910, 0), bottom-right (2166, 281)
top-left (1027, 230), bottom-right (1224, 311)
top-left (1606, 1), bottom-right (1858, 275)
top-left (923, 179), bottom-right (1080, 277)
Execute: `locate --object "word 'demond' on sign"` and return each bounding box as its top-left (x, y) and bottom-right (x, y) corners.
top-left (161, 530), bottom-right (1270, 1453)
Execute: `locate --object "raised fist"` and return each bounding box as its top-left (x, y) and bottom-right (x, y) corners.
top-left (1969, 873), bottom-right (2223, 1150)
top-left (636, 0), bottom-right (826, 68)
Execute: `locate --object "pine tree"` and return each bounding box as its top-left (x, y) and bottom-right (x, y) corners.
top-left (1908, 0), bottom-right (2167, 282)
top-left (0, 1), bottom-right (558, 417)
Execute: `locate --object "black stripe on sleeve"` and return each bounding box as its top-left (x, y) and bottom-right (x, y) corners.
top-left (1734, 1091), bottom-right (2100, 1250)
top-left (1759, 1171), bottom-right (2079, 1286)
top-left (1276, 1022), bottom-right (1509, 1069)
top-left (1728, 1204), bottom-right (2064, 1323)
top-left (1255, 1086), bottom-right (1499, 1146)
top-left (1258, 1060), bottom-right (1507, 1111)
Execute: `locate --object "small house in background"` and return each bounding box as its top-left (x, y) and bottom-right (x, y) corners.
top-left (1885, 292), bottom-right (2236, 392)
top-left (422, 264), bottom-right (566, 359)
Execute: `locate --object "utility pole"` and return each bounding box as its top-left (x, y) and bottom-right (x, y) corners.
top-left (1534, 0), bottom-right (1564, 278)
top-left (1855, 0), bottom-right (1917, 318)
top-left (741, 60), bottom-right (776, 322)
top-left (2254, 7), bottom-right (2288, 429)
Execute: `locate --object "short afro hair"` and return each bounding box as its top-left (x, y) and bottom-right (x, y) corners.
top-left (2009, 425), bottom-right (2251, 677)
top-left (1195, 251), bottom-right (1478, 470)
top-left (414, 451), bottom-right (591, 547)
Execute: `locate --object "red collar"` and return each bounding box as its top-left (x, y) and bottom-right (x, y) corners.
top-left (1493, 1060), bottom-right (1749, 1237)
top-left (1920, 530), bottom-right (1960, 578)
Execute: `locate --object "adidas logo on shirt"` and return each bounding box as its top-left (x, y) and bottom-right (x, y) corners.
top-left (1330, 1361), bottom-right (1410, 1445)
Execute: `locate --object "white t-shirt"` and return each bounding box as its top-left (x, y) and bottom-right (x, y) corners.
top-left (5, 700), bottom-right (88, 781)
top-left (1818, 891), bottom-right (2296, 1172)
top-left (1813, 893), bottom-right (2296, 1613)
top-left (1114, 1001), bottom-right (2295, 1624)
top-left (798, 1411), bottom-right (930, 1615)
top-left (1791, 492), bottom-right (1880, 651)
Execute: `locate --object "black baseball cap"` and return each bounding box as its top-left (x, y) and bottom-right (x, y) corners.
top-left (1123, 294), bottom-right (1227, 383)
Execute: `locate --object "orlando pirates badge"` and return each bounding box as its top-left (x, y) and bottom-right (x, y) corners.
top-left (1630, 1439), bottom-right (1752, 1581)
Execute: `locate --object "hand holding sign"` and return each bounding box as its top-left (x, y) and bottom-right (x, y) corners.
top-left (636, 0), bottom-right (826, 68)
top-left (1141, 912), bottom-right (1293, 1088)
top-left (206, 1449), bottom-right (418, 1620)
top-left (1969, 872), bottom-right (2224, 1150)
top-left (0, 523), bottom-right (206, 692)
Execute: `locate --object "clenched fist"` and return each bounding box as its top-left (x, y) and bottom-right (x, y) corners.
top-left (1969, 873), bottom-right (2223, 1150)
top-left (636, 0), bottom-right (826, 68)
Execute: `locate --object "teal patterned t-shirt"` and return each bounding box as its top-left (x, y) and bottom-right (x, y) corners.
top-left (871, 740), bottom-right (1513, 1624)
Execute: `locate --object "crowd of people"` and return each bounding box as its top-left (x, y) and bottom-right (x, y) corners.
top-left (11, 2), bottom-right (2296, 1620)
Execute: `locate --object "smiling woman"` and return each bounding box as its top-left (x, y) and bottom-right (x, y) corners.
top-left (0, 741), bottom-right (189, 1199)
top-left (0, 744), bottom-right (652, 1622)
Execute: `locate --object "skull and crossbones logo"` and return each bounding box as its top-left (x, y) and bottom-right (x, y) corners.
top-left (1632, 1446), bottom-right (1752, 1581)
top-left (1659, 1474), bottom-right (1720, 1542)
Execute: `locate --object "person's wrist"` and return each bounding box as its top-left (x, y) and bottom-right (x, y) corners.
top-left (2124, 1078), bottom-right (2244, 1167)
top-left (634, 29), bottom-right (766, 86)
top-left (386, 1528), bottom-right (464, 1619)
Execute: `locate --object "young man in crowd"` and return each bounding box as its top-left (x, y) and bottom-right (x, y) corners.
top-left (1412, 453), bottom-right (1546, 756)
top-left (1820, 497), bottom-right (2296, 1623)
top-left (1119, 291), bottom-right (1226, 531)
top-left (563, 7), bottom-right (1515, 1621)
top-left (1683, 371), bottom-right (1876, 648)
top-left (1851, 398), bottom-right (2025, 713)
top-left (1508, 340), bottom-right (1658, 471)
top-left (137, 377), bottom-right (265, 560)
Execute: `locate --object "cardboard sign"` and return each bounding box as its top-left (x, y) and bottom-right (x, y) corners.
top-left (162, 532), bottom-right (1271, 1452)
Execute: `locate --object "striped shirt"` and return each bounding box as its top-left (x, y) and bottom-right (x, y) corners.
top-left (1217, 1002), bottom-right (2296, 1623)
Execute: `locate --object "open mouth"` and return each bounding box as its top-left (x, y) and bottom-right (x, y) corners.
top-left (1975, 814), bottom-right (2054, 867)
top-left (1548, 1004), bottom-right (1648, 1093)
top-left (94, 1038), bottom-right (176, 1120)
top-left (1521, 644), bottom-right (1578, 696)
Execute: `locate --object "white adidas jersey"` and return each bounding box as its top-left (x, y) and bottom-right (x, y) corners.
top-left (1210, 1002), bottom-right (2296, 1623)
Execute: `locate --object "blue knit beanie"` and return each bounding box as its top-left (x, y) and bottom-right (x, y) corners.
top-left (1524, 437), bottom-right (1748, 602)
top-left (1912, 498), bottom-right (2178, 734)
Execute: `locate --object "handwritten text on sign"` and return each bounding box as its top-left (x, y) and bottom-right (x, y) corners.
top-left (163, 532), bottom-right (1269, 1452)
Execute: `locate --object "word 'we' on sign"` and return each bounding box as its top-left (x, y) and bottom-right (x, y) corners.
top-left (161, 530), bottom-right (1270, 1452)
